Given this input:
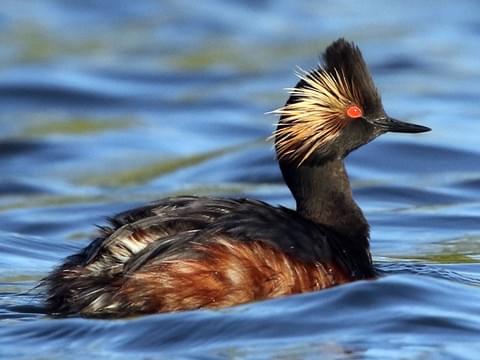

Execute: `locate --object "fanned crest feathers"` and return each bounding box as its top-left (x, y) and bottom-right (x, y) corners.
top-left (272, 39), bottom-right (382, 165)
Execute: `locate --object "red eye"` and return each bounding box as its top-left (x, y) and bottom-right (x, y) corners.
top-left (346, 105), bottom-right (363, 119)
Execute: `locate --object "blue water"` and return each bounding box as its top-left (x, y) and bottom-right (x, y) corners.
top-left (1, 1), bottom-right (480, 359)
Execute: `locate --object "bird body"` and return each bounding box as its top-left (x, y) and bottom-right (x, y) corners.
top-left (43, 39), bottom-right (430, 317)
top-left (46, 196), bottom-right (355, 315)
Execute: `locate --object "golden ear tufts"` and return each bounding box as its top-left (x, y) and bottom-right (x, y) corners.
top-left (269, 67), bottom-right (363, 166)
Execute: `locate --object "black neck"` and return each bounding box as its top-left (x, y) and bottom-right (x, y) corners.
top-left (279, 158), bottom-right (373, 276)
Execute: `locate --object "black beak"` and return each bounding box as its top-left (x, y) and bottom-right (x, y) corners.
top-left (372, 116), bottom-right (431, 134)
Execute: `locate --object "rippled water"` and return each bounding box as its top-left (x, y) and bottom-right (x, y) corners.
top-left (1, 1), bottom-right (480, 359)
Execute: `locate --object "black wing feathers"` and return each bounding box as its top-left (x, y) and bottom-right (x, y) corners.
top-left (84, 196), bottom-right (337, 274)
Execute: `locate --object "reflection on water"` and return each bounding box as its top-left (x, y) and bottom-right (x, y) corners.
top-left (0, 0), bottom-right (480, 359)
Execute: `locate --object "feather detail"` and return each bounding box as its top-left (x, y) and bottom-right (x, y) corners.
top-left (269, 67), bottom-right (363, 165)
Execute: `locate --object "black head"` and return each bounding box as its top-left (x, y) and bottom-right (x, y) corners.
top-left (272, 38), bottom-right (430, 166)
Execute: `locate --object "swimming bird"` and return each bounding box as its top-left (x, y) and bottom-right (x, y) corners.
top-left (42, 38), bottom-right (430, 317)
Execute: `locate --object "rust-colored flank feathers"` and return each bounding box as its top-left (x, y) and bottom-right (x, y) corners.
top-left (271, 67), bottom-right (364, 165)
top-left (120, 239), bottom-right (349, 313)
top-left (41, 38), bottom-right (430, 317)
top-left (42, 197), bottom-right (356, 316)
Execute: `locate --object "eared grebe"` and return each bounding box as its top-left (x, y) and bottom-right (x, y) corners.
top-left (43, 39), bottom-right (430, 317)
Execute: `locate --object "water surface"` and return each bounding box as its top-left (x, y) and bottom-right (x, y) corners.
top-left (1, 1), bottom-right (480, 359)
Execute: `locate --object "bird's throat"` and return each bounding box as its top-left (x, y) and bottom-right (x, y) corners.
top-left (279, 159), bottom-right (369, 243)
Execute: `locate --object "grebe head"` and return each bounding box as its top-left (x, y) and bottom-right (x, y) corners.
top-left (272, 38), bottom-right (430, 166)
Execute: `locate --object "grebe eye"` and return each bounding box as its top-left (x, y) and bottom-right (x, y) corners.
top-left (346, 105), bottom-right (363, 119)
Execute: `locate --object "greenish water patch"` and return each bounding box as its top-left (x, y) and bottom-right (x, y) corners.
top-left (407, 253), bottom-right (479, 264)
top-left (0, 275), bottom-right (43, 283)
top-left (0, 195), bottom-right (108, 212)
top-left (171, 40), bottom-right (329, 71)
top-left (387, 235), bottom-right (480, 264)
top-left (1, 23), bottom-right (104, 65)
top-left (0, 181), bottom-right (268, 213)
top-left (79, 141), bottom-right (261, 187)
top-left (22, 117), bottom-right (136, 137)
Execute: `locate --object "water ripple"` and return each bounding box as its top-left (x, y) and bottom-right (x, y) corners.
top-left (1, 1), bottom-right (480, 359)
